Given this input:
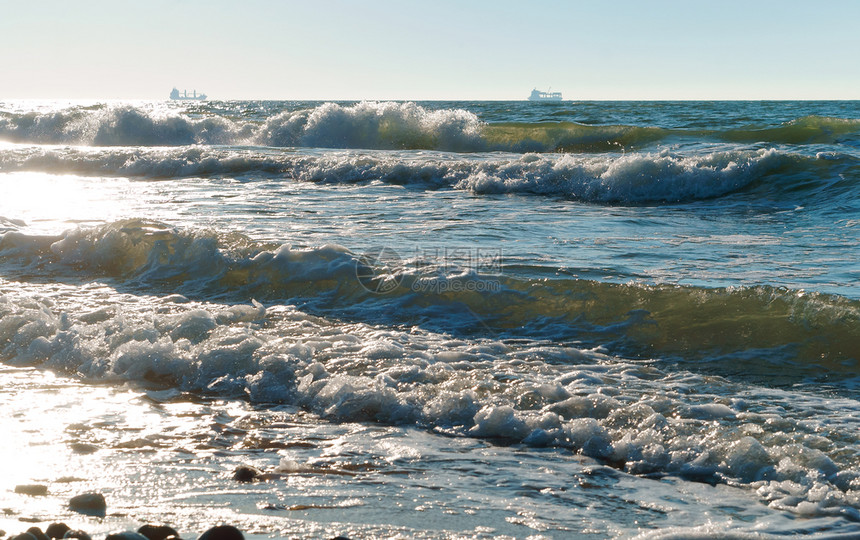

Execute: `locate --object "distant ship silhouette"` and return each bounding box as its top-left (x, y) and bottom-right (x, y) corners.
top-left (170, 88), bottom-right (207, 101)
top-left (528, 88), bottom-right (562, 101)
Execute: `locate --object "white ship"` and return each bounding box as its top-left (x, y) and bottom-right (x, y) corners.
top-left (528, 88), bottom-right (562, 101)
top-left (170, 88), bottom-right (207, 101)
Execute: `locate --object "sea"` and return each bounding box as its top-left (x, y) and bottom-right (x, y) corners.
top-left (0, 99), bottom-right (858, 539)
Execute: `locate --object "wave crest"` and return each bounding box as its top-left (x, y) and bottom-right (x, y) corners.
top-left (1, 220), bottom-right (857, 368)
top-left (1, 145), bottom-right (826, 204)
top-left (1, 241), bottom-right (859, 520)
top-left (3, 103), bottom-right (858, 151)
top-left (257, 101), bottom-right (485, 151)
top-left (457, 149), bottom-right (788, 202)
top-left (0, 105), bottom-right (243, 146)
top-left (724, 116), bottom-right (860, 145)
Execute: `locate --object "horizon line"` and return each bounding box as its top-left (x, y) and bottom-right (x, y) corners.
top-left (3, 96), bottom-right (860, 103)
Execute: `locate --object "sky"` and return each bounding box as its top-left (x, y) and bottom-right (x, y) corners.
top-left (1, 0), bottom-right (858, 101)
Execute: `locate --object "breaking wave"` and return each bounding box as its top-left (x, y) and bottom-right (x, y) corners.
top-left (256, 101), bottom-right (485, 151)
top-left (3, 100), bottom-right (860, 528)
top-left (0, 221), bottom-right (859, 521)
top-left (1, 220), bottom-right (857, 369)
top-left (2, 144), bottom-right (853, 205)
top-left (2, 102), bottom-right (859, 152)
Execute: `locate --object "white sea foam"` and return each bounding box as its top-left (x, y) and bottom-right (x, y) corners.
top-left (0, 143), bottom-right (796, 203)
top-left (257, 101), bottom-right (485, 151)
top-left (0, 105), bottom-right (238, 146)
top-left (1, 277), bottom-right (859, 520)
top-left (0, 102), bottom-right (483, 150)
top-left (3, 102), bottom-right (860, 154)
top-left (0, 216), bottom-right (857, 478)
top-left (2, 99), bottom-right (859, 537)
top-left (1, 220), bottom-right (857, 369)
top-left (455, 149), bottom-right (786, 202)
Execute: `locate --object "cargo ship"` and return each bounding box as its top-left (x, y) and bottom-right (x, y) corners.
top-left (528, 88), bottom-right (562, 101)
top-left (170, 88), bottom-right (207, 101)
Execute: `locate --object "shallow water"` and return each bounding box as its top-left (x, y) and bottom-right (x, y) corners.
top-left (0, 99), bottom-right (859, 538)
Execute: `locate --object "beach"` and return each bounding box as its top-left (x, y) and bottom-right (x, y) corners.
top-left (1, 99), bottom-right (859, 538)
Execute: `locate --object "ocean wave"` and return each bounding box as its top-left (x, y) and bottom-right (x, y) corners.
top-left (1, 220), bottom-right (857, 369)
top-left (2, 102), bottom-right (859, 152)
top-left (722, 115), bottom-right (860, 145)
top-left (3, 145), bottom-right (850, 204)
top-left (257, 101), bottom-right (486, 151)
top-left (482, 122), bottom-right (669, 152)
top-left (0, 105), bottom-right (246, 146)
top-left (454, 148), bottom-right (789, 202)
top-left (0, 102), bottom-right (486, 150)
top-left (1, 250), bottom-right (859, 520)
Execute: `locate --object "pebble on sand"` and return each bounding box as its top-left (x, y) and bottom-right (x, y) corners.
top-left (45, 523), bottom-right (71, 539)
top-left (67, 493), bottom-right (107, 517)
top-left (231, 465), bottom-right (262, 483)
top-left (197, 525), bottom-right (244, 540)
top-left (137, 525), bottom-right (180, 540)
top-left (62, 531), bottom-right (92, 540)
top-left (105, 532), bottom-right (149, 540)
top-left (4, 523), bottom-right (254, 540)
top-left (26, 527), bottom-right (49, 540)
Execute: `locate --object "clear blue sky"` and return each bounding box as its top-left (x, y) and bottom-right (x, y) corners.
top-left (1, 0), bottom-right (858, 100)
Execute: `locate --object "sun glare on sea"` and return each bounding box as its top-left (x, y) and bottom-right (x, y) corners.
top-left (0, 172), bottom-right (131, 234)
top-left (0, 369), bottom-right (70, 516)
